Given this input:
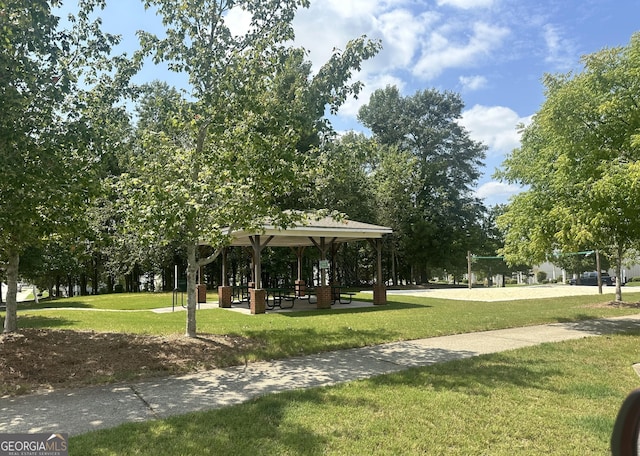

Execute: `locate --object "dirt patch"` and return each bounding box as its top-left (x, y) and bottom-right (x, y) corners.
top-left (0, 329), bottom-right (262, 397)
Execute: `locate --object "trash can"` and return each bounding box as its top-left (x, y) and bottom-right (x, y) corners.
top-left (196, 284), bottom-right (207, 303)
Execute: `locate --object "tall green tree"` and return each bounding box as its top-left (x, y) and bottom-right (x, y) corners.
top-left (368, 144), bottom-right (420, 283)
top-left (0, 0), bottom-right (128, 332)
top-left (497, 32), bottom-right (640, 301)
top-left (358, 86), bottom-right (487, 281)
top-left (121, 0), bottom-right (380, 337)
top-left (302, 132), bottom-right (377, 221)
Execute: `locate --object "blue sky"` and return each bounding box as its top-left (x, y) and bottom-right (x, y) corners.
top-left (67, 0), bottom-right (640, 206)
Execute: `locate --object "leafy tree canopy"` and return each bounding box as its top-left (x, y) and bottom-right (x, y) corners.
top-left (118, 0), bottom-right (380, 336)
top-left (358, 85), bottom-right (487, 280)
top-left (497, 32), bottom-right (640, 301)
top-left (1, 0), bottom-right (131, 332)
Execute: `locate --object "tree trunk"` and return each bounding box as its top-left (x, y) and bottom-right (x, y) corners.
top-left (92, 256), bottom-right (99, 295)
top-left (55, 275), bottom-right (61, 298)
top-left (615, 251), bottom-right (623, 302)
top-left (80, 273), bottom-right (88, 296)
top-left (107, 275), bottom-right (114, 294)
top-left (3, 249), bottom-right (20, 333)
top-left (185, 242), bottom-right (198, 338)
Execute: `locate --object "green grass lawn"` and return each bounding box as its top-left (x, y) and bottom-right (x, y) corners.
top-left (4, 289), bottom-right (640, 453)
top-left (7, 290), bottom-right (640, 364)
top-left (15, 292), bottom-right (180, 311)
top-left (69, 330), bottom-right (640, 455)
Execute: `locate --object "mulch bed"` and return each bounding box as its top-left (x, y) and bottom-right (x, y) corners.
top-left (0, 329), bottom-right (260, 397)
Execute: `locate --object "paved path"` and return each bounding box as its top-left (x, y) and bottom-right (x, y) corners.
top-left (1, 314), bottom-right (639, 436)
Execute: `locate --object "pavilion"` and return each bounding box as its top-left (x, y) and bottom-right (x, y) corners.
top-left (214, 214), bottom-right (393, 314)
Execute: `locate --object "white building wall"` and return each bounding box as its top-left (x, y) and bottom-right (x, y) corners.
top-left (536, 261), bottom-right (640, 283)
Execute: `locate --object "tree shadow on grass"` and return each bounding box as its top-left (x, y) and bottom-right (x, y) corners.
top-left (73, 389), bottom-right (333, 455)
top-left (1, 314), bottom-right (78, 329)
top-left (366, 353), bottom-right (564, 397)
top-left (277, 301), bottom-right (428, 318)
top-left (554, 315), bottom-right (640, 335)
top-left (16, 301), bottom-right (93, 311)
top-left (241, 325), bottom-right (401, 358)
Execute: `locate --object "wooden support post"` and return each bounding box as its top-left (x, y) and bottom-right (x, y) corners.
top-left (247, 235), bottom-right (273, 314)
top-left (221, 248), bottom-right (227, 287)
top-left (310, 237), bottom-right (336, 308)
top-left (368, 239), bottom-right (387, 305)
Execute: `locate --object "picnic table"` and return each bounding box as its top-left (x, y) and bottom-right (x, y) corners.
top-left (265, 287), bottom-right (295, 309)
top-left (331, 285), bottom-right (356, 304)
top-left (303, 286), bottom-right (355, 304)
top-left (231, 285), bottom-right (250, 306)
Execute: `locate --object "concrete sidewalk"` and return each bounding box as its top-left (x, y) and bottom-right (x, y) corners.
top-left (1, 314), bottom-right (639, 437)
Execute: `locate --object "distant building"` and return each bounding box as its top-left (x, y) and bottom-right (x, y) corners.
top-left (535, 261), bottom-right (640, 284)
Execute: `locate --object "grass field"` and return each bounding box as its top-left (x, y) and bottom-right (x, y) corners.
top-left (68, 330), bottom-right (640, 455)
top-left (9, 290), bottom-right (640, 363)
top-left (3, 289), bottom-right (640, 454)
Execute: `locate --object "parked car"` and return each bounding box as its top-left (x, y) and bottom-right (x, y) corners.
top-left (569, 271), bottom-right (613, 286)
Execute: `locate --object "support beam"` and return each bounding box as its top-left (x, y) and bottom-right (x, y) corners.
top-left (331, 242), bottom-right (338, 284)
top-left (310, 237), bottom-right (337, 308)
top-left (290, 246), bottom-right (307, 298)
top-left (248, 235), bottom-right (274, 289)
top-left (248, 235), bottom-right (274, 314)
top-left (221, 248), bottom-right (227, 287)
top-left (367, 239), bottom-right (387, 305)
top-left (309, 236), bottom-right (337, 287)
top-left (290, 246), bottom-right (306, 282)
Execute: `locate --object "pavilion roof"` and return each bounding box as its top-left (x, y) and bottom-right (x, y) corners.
top-left (224, 215), bottom-right (392, 248)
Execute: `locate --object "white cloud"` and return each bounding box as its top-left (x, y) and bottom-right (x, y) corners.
top-left (413, 22), bottom-right (510, 80)
top-left (323, 0), bottom-right (387, 17)
top-left (225, 7), bottom-right (252, 37)
top-left (543, 24), bottom-right (578, 70)
top-left (337, 74), bottom-right (405, 118)
top-left (292, 0), bottom-right (434, 123)
top-left (293, 1), bottom-right (380, 73)
top-left (374, 9), bottom-right (437, 68)
top-left (460, 105), bottom-right (531, 156)
top-left (294, 1), bottom-right (436, 75)
top-left (459, 75), bottom-right (488, 91)
top-left (437, 0), bottom-right (496, 9)
top-left (475, 181), bottom-right (522, 204)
